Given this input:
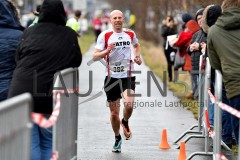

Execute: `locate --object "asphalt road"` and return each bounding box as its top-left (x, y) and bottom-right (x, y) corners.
top-left (77, 45), bottom-right (234, 160)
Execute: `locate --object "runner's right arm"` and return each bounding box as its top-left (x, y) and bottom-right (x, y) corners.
top-left (93, 43), bottom-right (115, 61)
top-left (93, 48), bottom-right (109, 61)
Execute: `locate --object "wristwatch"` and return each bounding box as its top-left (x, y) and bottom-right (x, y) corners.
top-left (135, 55), bottom-right (140, 58)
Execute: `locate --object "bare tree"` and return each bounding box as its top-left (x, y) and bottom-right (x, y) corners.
top-left (106, 0), bottom-right (222, 43)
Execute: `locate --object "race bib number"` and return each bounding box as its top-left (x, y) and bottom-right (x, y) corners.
top-left (109, 60), bottom-right (130, 74)
top-left (113, 66), bottom-right (125, 73)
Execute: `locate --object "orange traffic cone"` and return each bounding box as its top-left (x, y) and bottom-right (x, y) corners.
top-left (178, 142), bottom-right (187, 160)
top-left (159, 129), bottom-right (171, 149)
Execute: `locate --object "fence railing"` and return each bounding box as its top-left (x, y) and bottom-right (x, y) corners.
top-left (0, 93), bottom-right (32, 160)
top-left (174, 55), bottom-right (205, 146)
top-left (52, 67), bottom-right (79, 160)
top-left (174, 56), bottom-right (232, 160)
top-left (213, 70), bottom-right (223, 159)
top-left (187, 57), bottom-right (213, 159)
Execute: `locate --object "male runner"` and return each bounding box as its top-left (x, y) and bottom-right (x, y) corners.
top-left (93, 10), bottom-right (142, 152)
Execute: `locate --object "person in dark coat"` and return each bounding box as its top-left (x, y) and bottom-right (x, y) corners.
top-left (202, 4), bottom-right (235, 148)
top-left (0, 0), bottom-right (24, 102)
top-left (187, 8), bottom-right (207, 100)
top-left (207, 0), bottom-right (240, 145)
top-left (8, 0), bottom-right (82, 159)
top-left (161, 16), bottom-right (178, 82)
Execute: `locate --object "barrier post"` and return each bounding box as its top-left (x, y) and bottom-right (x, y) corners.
top-left (198, 54), bottom-right (205, 132)
top-left (213, 70), bottom-right (222, 159)
top-left (0, 93), bottom-right (32, 160)
top-left (203, 58), bottom-right (211, 153)
top-left (187, 57), bottom-right (213, 159)
top-left (52, 68), bottom-right (79, 160)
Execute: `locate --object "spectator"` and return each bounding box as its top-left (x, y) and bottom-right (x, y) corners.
top-left (66, 10), bottom-right (81, 34)
top-left (129, 13), bottom-right (136, 30)
top-left (8, 0), bottom-right (82, 159)
top-left (181, 13), bottom-right (192, 30)
top-left (174, 20), bottom-right (200, 99)
top-left (0, 0), bottom-right (24, 102)
top-left (102, 13), bottom-right (110, 31)
top-left (29, 5), bottom-right (41, 27)
top-left (93, 14), bottom-right (102, 41)
top-left (173, 13), bottom-right (193, 83)
top-left (202, 3), bottom-right (230, 141)
top-left (79, 15), bottom-right (88, 35)
top-left (187, 8), bottom-right (207, 100)
top-left (207, 0), bottom-right (240, 145)
top-left (201, 5), bottom-right (222, 127)
top-left (161, 16), bottom-right (178, 82)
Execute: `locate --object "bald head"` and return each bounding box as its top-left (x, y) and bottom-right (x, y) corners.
top-left (110, 10), bottom-right (124, 18)
top-left (109, 10), bottom-right (125, 32)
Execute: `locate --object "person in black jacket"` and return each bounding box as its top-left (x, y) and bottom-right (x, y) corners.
top-left (8, 0), bottom-right (82, 159)
top-left (187, 8), bottom-right (207, 100)
top-left (161, 16), bottom-right (177, 82)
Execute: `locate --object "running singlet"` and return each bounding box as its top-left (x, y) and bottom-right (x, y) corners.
top-left (95, 28), bottom-right (138, 78)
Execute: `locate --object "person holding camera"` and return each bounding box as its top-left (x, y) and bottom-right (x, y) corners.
top-left (161, 16), bottom-right (178, 82)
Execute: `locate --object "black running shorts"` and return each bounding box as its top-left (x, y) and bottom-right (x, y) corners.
top-left (104, 76), bottom-right (136, 102)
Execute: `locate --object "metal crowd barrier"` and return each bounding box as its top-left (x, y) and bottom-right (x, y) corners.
top-left (174, 55), bottom-right (205, 146)
top-left (174, 57), bottom-right (231, 159)
top-left (0, 93), bottom-right (32, 160)
top-left (187, 57), bottom-right (213, 159)
top-left (212, 70), bottom-right (233, 159)
top-left (186, 58), bottom-right (230, 159)
top-left (52, 68), bottom-right (79, 160)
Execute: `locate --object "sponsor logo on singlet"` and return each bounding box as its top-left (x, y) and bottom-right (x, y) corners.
top-left (115, 41), bottom-right (131, 47)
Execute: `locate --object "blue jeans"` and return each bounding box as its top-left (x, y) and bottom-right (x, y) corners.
top-left (209, 102), bottom-right (214, 126)
top-left (191, 73), bottom-right (199, 100)
top-left (229, 95), bottom-right (240, 144)
top-left (208, 84), bottom-right (232, 144)
top-left (31, 123), bottom-right (52, 160)
top-left (221, 86), bottom-right (232, 144)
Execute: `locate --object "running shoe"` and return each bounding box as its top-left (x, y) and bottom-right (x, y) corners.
top-left (112, 137), bottom-right (122, 152)
top-left (121, 118), bottom-right (132, 140)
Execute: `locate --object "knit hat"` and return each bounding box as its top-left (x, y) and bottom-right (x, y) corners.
top-left (195, 8), bottom-right (204, 21)
top-left (182, 13), bottom-right (192, 23)
top-left (206, 5), bottom-right (222, 27)
top-left (186, 20), bottom-right (200, 33)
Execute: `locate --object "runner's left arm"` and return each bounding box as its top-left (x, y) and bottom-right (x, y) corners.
top-left (131, 31), bottom-right (142, 65)
top-left (133, 43), bottom-right (142, 65)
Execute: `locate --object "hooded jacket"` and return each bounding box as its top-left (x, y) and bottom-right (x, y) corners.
top-left (8, 0), bottom-right (82, 114)
top-left (0, 0), bottom-right (23, 101)
top-left (208, 7), bottom-right (240, 99)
